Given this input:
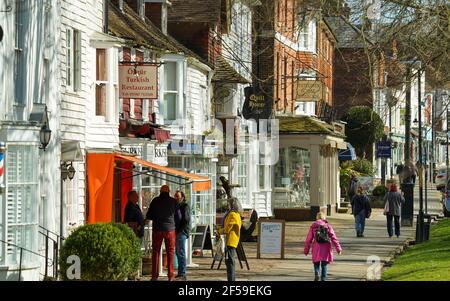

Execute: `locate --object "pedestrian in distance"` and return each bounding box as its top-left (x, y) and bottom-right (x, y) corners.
top-left (304, 212), bottom-right (342, 281)
top-left (348, 175), bottom-right (358, 204)
top-left (351, 185), bottom-right (372, 237)
top-left (174, 190), bottom-right (190, 281)
top-left (145, 185), bottom-right (178, 281)
top-left (383, 182), bottom-right (405, 238)
top-left (216, 197), bottom-right (242, 281)
top-left (123, 190), bottom-right (145, 242)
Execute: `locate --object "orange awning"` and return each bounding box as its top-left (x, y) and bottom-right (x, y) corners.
top-left (114, 153), bottom-right (211, 191)
top-left (87, 152), bottom-right (212, 224)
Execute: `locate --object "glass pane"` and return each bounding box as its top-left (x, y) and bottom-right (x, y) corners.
top-left (96, 49), bottom-right (107, 81)
top-left (96, 84), bottom-right (107, 116)
top-left (164, 62), bottom-right (177, 91)
top-left (259, 165), bottom-right (265, 189)
top-left (164, 93), bottom-right (177, 120)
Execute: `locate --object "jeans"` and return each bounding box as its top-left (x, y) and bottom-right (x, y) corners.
top-left (386, 214), bottom-right (401, 237)
top-left (176, 232), bottom-right (188, 277)
top-left (225, 246), bottom-right (236, 281)
top-left (152, 230), bottom-right (176, 280)
top-left (355, 210), bottom-right (366, 235)
top-left (313, 261), bottom-right (328, 281)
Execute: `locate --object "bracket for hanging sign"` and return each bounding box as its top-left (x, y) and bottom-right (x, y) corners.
top-left (119, 61), bottom-right (165, 68)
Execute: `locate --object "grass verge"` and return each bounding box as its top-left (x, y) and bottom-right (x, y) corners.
top-left (382, 218), bottom-right (450, 281)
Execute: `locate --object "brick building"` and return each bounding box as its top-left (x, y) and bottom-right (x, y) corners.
top-left (253, 0), bottom-right (346, 220)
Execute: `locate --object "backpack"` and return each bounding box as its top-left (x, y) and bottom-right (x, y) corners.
top-left (314, 224), bottom-right (330, 243)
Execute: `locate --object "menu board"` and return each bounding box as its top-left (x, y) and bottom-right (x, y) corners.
top-left (257, 219), bottom-right (285, 259)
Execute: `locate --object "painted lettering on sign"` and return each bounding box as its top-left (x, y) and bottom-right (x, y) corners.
top-left (119, 64), bottom-right (158, 99)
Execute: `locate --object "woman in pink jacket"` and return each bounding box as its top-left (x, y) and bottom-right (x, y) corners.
top-left (304, 212), bottom-right (342, 281)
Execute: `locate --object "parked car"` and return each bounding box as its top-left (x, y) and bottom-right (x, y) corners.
top-left (435, 167), bottom-right (450, 190)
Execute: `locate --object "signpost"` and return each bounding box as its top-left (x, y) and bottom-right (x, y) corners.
top-left (376, 140), bottom-right (392, 158)
top-left (257, 219), bottom-right (285, 259)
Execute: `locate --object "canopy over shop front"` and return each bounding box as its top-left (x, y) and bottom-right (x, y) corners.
top-left (338, 143), bottom-right (357, 161)
top-left (87, 152), bottom-right (211, 224)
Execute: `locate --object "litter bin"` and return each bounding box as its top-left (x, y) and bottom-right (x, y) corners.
top-left (400, 183), bottom-right (414, 227)
top-left (423, 214), bottom-right (432, 241)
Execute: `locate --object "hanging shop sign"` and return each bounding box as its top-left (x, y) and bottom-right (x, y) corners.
top-left (0, 26), bottom-right (3, 43)
top-left (119, 64), bottom-right (158, 99)
top-left (296, 80), bottom-right (324, 102)
top-left (242, 86), bottom-right (272, 120)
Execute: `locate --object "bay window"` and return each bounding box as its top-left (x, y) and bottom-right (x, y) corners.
top-left (2, 145), bottom-right (39, 266)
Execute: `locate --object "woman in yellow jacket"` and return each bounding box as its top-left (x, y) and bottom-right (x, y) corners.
top-left (217, 197), bottom-right (242, 281)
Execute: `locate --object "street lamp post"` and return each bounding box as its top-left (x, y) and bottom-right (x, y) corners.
top-left (416, 67), bottom-right (425, 243)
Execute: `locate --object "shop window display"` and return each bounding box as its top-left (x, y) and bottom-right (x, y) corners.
top-left (274, 147), bottom-right (311, 208)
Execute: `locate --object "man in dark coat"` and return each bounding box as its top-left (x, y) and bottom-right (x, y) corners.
top-left (145, 185), bottom-right (177, 281)
top-left (123, 191), bottom-right (144, 239)
top-left (174, 190), bottom-right (190, 280)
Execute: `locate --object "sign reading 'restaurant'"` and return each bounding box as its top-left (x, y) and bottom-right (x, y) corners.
top-left (119, 64), bottom-right (158, 99)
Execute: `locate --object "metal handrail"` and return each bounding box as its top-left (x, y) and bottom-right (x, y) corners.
top-left (0, 239), bottom-right (53, 281)
top-left (38, 225), bottom-right (65, 241)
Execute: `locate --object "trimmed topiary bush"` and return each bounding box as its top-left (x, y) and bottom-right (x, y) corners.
top-left (59, 223), bottom-right (141, 281)
top-left (372, 185), bottom-right (388, 197)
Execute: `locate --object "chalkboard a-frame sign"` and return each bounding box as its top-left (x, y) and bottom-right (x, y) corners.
top-left (257, 219), bottom-right (285, 259)
top-left (192, 224), bottom-right (214, 257)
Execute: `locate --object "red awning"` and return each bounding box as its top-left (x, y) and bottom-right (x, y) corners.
top-left (154, 128), bottom-right (171, 143)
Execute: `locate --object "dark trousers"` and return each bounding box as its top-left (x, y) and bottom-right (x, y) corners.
top-left (225, 246), bottom-right (236, 281)
top-left (386, 214), bottom-right (401, 237)
top-left (152, 230), bottom-right (176, 280)
top-left (354, 210), bottom-right (366, 236)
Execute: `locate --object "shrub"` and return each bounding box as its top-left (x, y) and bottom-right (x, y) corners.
top-left (352, 158), bottom-right (375, 176)
top-left (372, 185), bottom-right (388, 197)
top-left (59, 223), bottom-right (141, 281)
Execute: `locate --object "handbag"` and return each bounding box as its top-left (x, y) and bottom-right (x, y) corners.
top-left (383, 201), bottom-right (390, 215)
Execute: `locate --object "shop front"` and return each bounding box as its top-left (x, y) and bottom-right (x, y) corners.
top-left (272, 117), bottom-right (346, 221)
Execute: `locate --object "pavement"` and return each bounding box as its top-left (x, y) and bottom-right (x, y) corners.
top-left (140, 182), bottom-right (444, 281)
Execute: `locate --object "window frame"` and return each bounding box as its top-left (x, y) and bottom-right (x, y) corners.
top-left (161, 56), bottom-right (185, 124)
top-left (2, 144), bottom-right (40, 267)
top-left (95, 48), bottom-right (108, 118)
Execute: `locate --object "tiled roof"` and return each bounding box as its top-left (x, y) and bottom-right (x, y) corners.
top-left (325, 17), bottom-right (372, 48)
top-left (167, 0), bottom-right (221, 23)
top-left (278, 116), bottom-right (344, 137)
top-left (212, 56), bottom-right (250, 84)
top-left (108, 2), bottom-right (209, 66)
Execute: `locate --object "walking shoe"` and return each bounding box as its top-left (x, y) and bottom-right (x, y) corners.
top-left (314, 273), bottom-right (320, 281)
top-left (175, 275), bottom-right (187, 281)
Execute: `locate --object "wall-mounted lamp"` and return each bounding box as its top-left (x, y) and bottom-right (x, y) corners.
top-left (39, 123), bottom-right (52, 151)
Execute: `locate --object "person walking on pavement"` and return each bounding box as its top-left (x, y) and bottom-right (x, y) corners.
top-left (383, 182), bottom-right (405, 238)
top-left (216, 197), bottom-right (242, 281)
top-left (145, 185), bottom-right (177, 281)
top-left (174, 190), bottom-right (190, 281)
top-left (348, 175), bottom-right (358, 205)
top-left (351, 186), bottom-right (372, 237)
top-left (304, 212), bottom-right (342, 281)
top-left (123, 191), bottom-right (145, 242)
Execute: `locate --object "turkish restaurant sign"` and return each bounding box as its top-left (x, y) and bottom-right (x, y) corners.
top-left (119, 64), bottom-right (158, 99)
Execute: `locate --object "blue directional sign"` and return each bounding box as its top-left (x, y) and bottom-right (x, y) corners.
top-left (376, 140), bottom-right (392, 158)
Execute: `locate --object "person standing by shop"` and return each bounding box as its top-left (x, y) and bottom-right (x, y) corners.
top-left (304, 212), bottom-right (342, 281)
top-left (124, 191), bottom-right (145, 241)
top-left (174, 190), bottom-right (190, 281)
top-left (351, 186), bottom-right (372, 237)
top-left (217, 197), bottom-right (242, 281)
top-left (145, 185), bottom-right (177, 281)
top-left (383, 183), bottom-right (405, 238)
